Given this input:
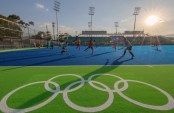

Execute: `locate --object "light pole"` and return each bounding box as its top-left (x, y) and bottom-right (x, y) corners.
top-left (88, 22), bottom-right (91, 29)
top-left (88, 22), bottom-right (91, 37)
top-left (54, 1), bottom-right (60, 40)
top-left (88, 7), bottom-right (95, 34)
top-left (75, 31), bottom-right (78, 36)
top-left (52, 22), bottom-right (55, 40)
top-left (133, 7), bottom-right (141, 32)
top-left (115, 22), bottom-right (119, 35)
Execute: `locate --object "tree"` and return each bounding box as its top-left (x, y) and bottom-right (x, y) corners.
top-left (29, 21), bottom-right (34, 26)
top-left (8, 14), bottom-right (20, 22)
top-left (37, 31), bottom-right (46, 39)
top-left (18, 20), bottom-right (25, 26)
top-left (46, 31), bottom-right (52, 41)
top-left (0, 14), bottom-right (7, 19)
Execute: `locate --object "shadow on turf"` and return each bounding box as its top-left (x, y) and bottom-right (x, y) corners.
top-left (13, 91), bottom-right (54, 109)
top-left (14, 57), bottom-right (133, 110)
top-left (111, 57), bottom-right (133, 65)
top-left (0, 56), bottom-right (77, 71)
top-left (86, 51), bottom-right (113, 58)
top-left (0, 53), bottom-right (61, 63)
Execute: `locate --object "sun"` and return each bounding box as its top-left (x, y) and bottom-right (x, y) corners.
top-left (145, 16), bottom-right (159, 26)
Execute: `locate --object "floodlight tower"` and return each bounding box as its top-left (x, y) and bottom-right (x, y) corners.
top-left (115, 22), bottom-right (119, 35)
top-left (75, 31), bottom-right (78, 36)
top-left (89, 7), bottom-right (95, 32)
top-left (88, 22), bottom-right (92, 37)
top-left (133, 7), bottom-right (141, 32)
top-left (54, 1), bottom-right (60, 40)
top-left (52, 22), bottom-right (55, 40)
top-left (88, 22), bottom-right (91, 30)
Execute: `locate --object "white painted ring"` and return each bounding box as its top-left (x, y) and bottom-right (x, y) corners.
top-left (88, 74), bottom-right (128, 92)
top-left (0, 81), bottom-right (60, 113)
top-left (44, 74), bottom-right (85, 93)
top-left (63, 80), bottom-right (114, 112)
top-left (114, 80), bottom-right (174, 110)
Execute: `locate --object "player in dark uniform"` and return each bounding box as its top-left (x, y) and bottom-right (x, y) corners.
top-left (84, 40), bottom-right (94, 55)
top-left (61, 41), bottom-right (68, 54)
top-left (76, 38), bottom-right (81, 51)
top-left (121, 37), bottom-right (135, 59)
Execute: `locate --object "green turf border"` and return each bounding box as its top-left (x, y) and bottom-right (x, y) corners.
top-left (0, 47), bottom-right (43, 53)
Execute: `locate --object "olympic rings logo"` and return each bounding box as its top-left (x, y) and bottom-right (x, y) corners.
top-left (0, 74), bottom-right (174, 113)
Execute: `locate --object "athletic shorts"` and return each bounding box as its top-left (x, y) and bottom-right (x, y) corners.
top-left (127, 46), bottom-right (132, 50)
top-left (89, 46), bottom-right (93, 49)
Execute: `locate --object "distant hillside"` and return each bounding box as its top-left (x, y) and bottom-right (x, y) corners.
top-left (165, 34), bottom-right (174, 37)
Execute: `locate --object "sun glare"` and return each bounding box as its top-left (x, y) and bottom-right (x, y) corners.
top-left (145, 16), bottom-right (159, 26)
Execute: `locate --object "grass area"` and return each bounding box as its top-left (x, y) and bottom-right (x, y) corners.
top-left (0, 47), bottom-right (39, 53)
top-left (0, 65), bottom-right (174, 113)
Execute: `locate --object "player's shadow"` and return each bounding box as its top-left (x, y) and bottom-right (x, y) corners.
top-left (111, 57), bottom-right (133, 65)
top-left (0, 55), bottom-right (77, 71)
top-left (155, 49), bottom-right (162, 52)
top-left (0, 47), bottom-right (70, 65)
top-left (15, 58), bottom-right (132, 110)
top-left (0, 48), bottom-right (48, 60)
top-left (0, 53), bottom-right (60, 63)
top-left (28, 55), bottom-right (76, 66)
top-left (86, 51), bottom-right (113, 58)
top-left (0, 66), bottom-right (24, 72)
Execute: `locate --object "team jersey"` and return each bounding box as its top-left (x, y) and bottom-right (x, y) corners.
top-left (88, 41), bottom-right (94, 47)
top-left (114, 42), bottom-right (118, 46)
top-left (124, 39), bottom-right (132, 47)
top-left (76, 39), bottom-right (81, 44)
top-left (62, 43), bottom-right (68, 49)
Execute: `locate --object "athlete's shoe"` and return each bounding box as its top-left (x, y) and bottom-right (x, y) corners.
top-left (131, 56), bottom-right (135, 59)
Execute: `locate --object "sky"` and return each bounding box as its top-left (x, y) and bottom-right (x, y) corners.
top-left (0, 0), bottom-right (174, 36)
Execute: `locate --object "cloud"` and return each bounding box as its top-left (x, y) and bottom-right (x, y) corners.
top-left (59, 25), bottom-right (76, 34)
top-left (35, 3), bottom-right (49, 12)
top-left (37, 22), bottom-right (51, 31)
top-left (120, 19), bottom-right (129, 23)
top-left (46, 8), bottom-right (49, 11)
top-left (35, 3), bottom-right (45, 9)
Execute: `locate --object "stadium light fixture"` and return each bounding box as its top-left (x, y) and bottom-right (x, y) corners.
top-left (88, 7), bottom-right (95, 32)
top-left (115, 22), bottom-right (119, 35)
top-left (54, 1), bottom-right (60, 40)
top-left (88, 22), bottom-right (91, 30)
top-left (52, 22), bottom-right (55, 40)
top-left (133, 7), bottom-right (141, 32)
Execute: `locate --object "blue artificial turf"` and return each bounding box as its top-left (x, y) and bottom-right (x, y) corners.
top-left (0, 45), bottom-right (174, 66)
